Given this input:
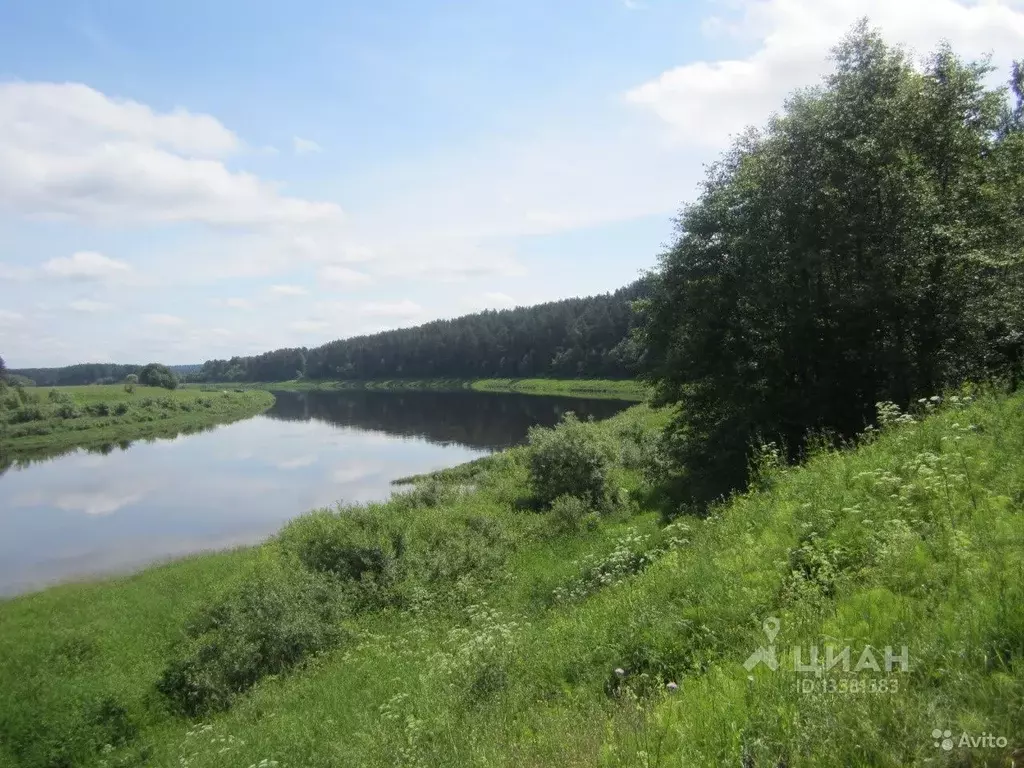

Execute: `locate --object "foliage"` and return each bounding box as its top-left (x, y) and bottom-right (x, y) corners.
top-left (157, 560), bottom-right (349, 715)
top-left (276, 508), bottom-right (403, 608)
top-left (138, 363), bottom-right (178, 390)
top-left (0, 384), bottom-right (273, 459)
top-left (527, 412), bottom-right (617, 507)
top-left (190, 279), bottom-right (652, 383)
top-left (641, 25), bottom-right (1024, 510)
top-left (123, 373), bottom-right (138, 394)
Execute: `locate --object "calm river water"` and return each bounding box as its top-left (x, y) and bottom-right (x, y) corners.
top-left (0, 390), bottom-right (630, 595)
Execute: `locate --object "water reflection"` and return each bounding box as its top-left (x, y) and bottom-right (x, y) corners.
top-left (265, 389), bottom-right (629, 449)
top-left (0, 390), bottom-right (631, 595)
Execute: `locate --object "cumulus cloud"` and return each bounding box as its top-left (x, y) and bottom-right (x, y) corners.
top-left (42, 251), bottom-right (130, 281)
top-left (293, 136), bottom-right (322, 154)
top-left (0, 81), bottom-right (344, 226)
top-left (224, 297), bottom-right (253, 310)
top-left (626, 0), bottom-right (1024, 147)
top-left (69, 299), bottom-right (113, 312)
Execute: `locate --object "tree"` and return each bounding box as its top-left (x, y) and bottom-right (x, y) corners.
top-left (138, 363), bottom-right (178, 390)
top-left (641, 23), bottom-right (1024, 512)
top-left (124, 373), bottom-right (139, 394)
top-left (0, 355), bottom-right (6, 389)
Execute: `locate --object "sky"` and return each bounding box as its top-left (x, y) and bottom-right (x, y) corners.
top-left (2, 0), bottom-right (1024, 367)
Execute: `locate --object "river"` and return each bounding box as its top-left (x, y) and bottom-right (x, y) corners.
top-left (0, 389), bottom-right (630, 595)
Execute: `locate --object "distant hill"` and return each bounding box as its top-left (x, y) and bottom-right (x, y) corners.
top-left (192, 277), bottom-right (652, 383)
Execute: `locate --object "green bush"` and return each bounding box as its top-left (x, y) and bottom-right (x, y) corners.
top-left (112, 402), bottom-right (130, 416)
top-left (549, 494), bottom-right (599, 534)
top-left (54, 403), bottom-right (81, 419)
top-left (277, 508), bottom-right (403, 608)
top-left (9, 405), bottom-right (45, 423)
top-left (156, 562), bottom-right (348, 716)
top-left (527, 412), bottom-right (616, 507)
top-left (84, 402), bottom-right (110, 417)
top-left (404, 514), bottom-right (510, 588)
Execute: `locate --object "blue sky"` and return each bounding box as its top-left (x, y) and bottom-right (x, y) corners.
top-left (2, 0), bottom-right (1023, 366)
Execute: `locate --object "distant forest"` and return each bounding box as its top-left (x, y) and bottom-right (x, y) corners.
top-left (192, 278), bottom-right (652, 383)
top-left (6, 281), bottom-right (650, 386)
top-left (8, 364), bottom-right (200, 387)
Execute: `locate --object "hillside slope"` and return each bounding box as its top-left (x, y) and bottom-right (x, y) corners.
top-left (0, 389), bottom-right (1021, 767)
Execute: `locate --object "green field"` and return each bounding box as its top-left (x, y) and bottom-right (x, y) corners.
top-left (196, 377), bottom-right (649, 401)
top-left (1, 389), bottom-right (1021, 766)
top-left (0, 384), bottom-right (274, 465)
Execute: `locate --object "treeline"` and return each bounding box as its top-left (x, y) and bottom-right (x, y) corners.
top-left (641, 24), bottom-right (1024, 511)
top-left (192, 279), bottom-right (651, 383)
top-left (7, 363), bottom-right (196, 387)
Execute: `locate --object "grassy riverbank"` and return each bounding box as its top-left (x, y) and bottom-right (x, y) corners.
top-left (197, 377), bottom-right (648, 401)
top-left (2, 390), bottom-right (1023, 766)
top-left (0, 385), bottom-right (274, 463)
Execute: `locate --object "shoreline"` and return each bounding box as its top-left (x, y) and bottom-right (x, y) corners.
top-left (0, 386), bottom-right (274, 465)
top-left (195, 377), bottom-right (649, 401)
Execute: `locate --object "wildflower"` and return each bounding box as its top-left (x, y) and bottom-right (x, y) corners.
top-left (666, 681), bottom-right (678, 692)
top-left (614, 667), bottom-right (626, 677)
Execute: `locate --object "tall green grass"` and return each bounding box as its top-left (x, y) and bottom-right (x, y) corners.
top-left (1, 392), bottom-right (1021, 766)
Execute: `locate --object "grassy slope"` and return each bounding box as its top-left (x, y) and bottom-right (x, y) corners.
top-left (1, 392), bottom-right (1023, 766)
top-left (208, 377), bottom-right (648, 401)
top-left (0, 385), bottom-right (274, 462)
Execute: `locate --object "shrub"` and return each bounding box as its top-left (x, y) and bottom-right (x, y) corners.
top-left (156, 562), bottom-right (348, 715)
top-left (527, 412), bottom-right (616, 507)
top-left (9, 405), bottom-right (45, 423)
top-left (55, 403), bottom-right (81, 419)
top-left (277, 507), bottom-right (403, 608)
top-left (84, 402), bottom-right (110, 417)
top-left (404, 514), bottom-right (510, 588)
top-left (549, 494), bottom-right (599, 534)
top-left (46, 389), bottom-right (68, 403)
top-left (112, 402), bottom-right (130, 416)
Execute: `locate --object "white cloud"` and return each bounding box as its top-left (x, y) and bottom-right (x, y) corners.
top-left (293, 136), bottom-right (323, 154)
top-left (143, 313), bottom-right (185, 326)
top-left (319, 265), bottom-right (372, 286)
top-left (69, 299), bottom-right (113, 312)
top-left (224, 297), bottom-right (253, 310)
top-left (0, 81), bottom-right (344, 227)
top-left (626, 0), bottom-right (1024, 147)
top-left (270, 284), bottom-right (308, 296)
top-left (42, 251), bottom-right (130, 281)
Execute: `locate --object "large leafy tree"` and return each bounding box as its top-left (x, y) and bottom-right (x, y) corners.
top-left (138, 363), bottom-right (179, 390)
top-left (641, 23), bottom-right (1024, 511)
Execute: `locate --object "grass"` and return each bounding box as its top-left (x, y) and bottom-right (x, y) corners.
top-left (200, 377), bottom-right (649, 401)
top-left (0, 384), bottom-right (274, 465)
top-left (1, 389), bottom-right (1022, 766)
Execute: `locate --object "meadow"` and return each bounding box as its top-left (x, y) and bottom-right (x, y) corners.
top-left (0, 387), bottom-right (1020, 766)
top-left (0, 384), bottom-right (274, 464)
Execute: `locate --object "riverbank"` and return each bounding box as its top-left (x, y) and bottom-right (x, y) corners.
top-left (196, 377), bottom-right (649, 401)
top-left (0, 385), bottom-right (274, 463)
top-left (1, 392), bottom-right (1022, 766)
